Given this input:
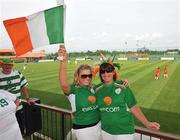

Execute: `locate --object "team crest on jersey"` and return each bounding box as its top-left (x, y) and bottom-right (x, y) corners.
top-left (115, 88), bottom-right (121, 94)
top-left (7, 80), bottom-right (12, 85)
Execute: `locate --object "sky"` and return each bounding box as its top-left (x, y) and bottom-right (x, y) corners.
top-left (0, 0), bottom-right (180, 53)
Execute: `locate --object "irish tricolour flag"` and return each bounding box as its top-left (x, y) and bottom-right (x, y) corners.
top-left (3, 5), bottom-right (64, 56)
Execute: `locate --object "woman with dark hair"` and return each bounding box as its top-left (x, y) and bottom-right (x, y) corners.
top-left (95, 62), bottom-right (160, 140)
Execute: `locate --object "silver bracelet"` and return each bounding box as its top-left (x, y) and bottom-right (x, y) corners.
top-left (57, 56), bottom-right (64, 61)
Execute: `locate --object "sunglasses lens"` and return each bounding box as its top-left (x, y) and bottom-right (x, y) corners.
top-left (107, 69), bottom-right (113, 73)
top-left (100, 70), bottom-right (105, 74)
top-left (100, 69), bottom-right (113, 74)
top-left (81, 74), bottom-right (92, 79)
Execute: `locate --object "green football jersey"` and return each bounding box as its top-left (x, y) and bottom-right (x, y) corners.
top-left (68, 85), bottom-right (100, 125)
top-left (95, 80), bottom-right (137, 134)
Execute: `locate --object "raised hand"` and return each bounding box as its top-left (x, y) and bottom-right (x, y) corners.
top-left (58, 44), bottom-right (67, 61)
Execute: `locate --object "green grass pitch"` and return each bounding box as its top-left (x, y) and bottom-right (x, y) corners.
top-left (14, 60), bottom-right (180, 135)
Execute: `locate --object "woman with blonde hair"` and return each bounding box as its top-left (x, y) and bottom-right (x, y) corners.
top-left (58, 45), bottom-right (101, 140)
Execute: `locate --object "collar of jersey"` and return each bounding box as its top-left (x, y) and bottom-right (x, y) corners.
top-left (78, 85), bottom-right (89, 89)
top-left (103, 81), bottom-right (114, 87)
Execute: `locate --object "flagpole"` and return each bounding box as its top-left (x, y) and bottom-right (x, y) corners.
top-left (56, 0), bottom-right (65, 61)
top-left (56, 0), bottom-right (65, 46)
top-left (56, 0), bottom-right (64, 6)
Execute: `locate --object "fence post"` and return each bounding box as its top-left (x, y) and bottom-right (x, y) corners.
top-left (61, 114), bottom-right (65, 140)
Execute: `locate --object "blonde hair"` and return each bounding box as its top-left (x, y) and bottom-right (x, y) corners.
top-left (73, 64), bottom-right (92, 86)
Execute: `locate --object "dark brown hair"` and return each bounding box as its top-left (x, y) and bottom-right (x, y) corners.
top-left (99, 63), bottom-right (116, 82)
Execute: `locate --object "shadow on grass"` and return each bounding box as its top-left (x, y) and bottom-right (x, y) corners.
top-left (135, 107), bottom-right (180, 135)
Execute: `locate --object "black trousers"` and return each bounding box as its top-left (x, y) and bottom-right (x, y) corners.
top-left (16, 109), bottom-right (25, 135)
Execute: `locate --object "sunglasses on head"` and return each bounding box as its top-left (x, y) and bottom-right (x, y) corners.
top-left (80, 74), bottom-right (93, 79)
top-left (100, 69), bottom-right (114, 74)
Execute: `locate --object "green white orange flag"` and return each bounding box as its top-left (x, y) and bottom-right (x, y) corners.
top-left (3, 5), bottom-right (64, 56)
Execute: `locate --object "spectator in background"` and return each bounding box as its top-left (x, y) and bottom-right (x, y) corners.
top-left (155, 67), bottom-right (160, 80)
top-left (0, 58), bottom-right (32, 135)
top-left (0, 90), bottom-right (23, 140)
top-left (164, 66), bottom-right (168, 78)
top-left (95, 62), bottom-right (160, 140)
top-left (23, 63), bottom-right (27, 70)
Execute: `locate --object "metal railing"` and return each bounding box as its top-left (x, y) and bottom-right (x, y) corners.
top-left (23, 101), bottom-right (180, 140)
top-left (135, 126), bottom-right (180, 140)
top-left (23, 101), bottom-right (72, 140)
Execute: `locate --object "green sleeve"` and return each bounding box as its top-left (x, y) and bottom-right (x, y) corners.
top-left (93, 83), bottom-right (99, 89)
top-left (125, 87), bottom-right (137, 108)
top-left (95, 83), bottom-right (104, 89)
top-left (115, 80), bottom-right (124, 84)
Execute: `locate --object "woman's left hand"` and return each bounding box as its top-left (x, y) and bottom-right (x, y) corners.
top-left (122, 79), bottom-right (129, 87)
top-left (146, 122), bottom-right (160, 131)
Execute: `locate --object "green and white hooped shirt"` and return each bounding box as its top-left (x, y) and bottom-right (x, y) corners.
top-left (95, 80), bottom-right (137, 135)
top-left (0, 70), bottom-right (28, 110)
top-left (67, 84), bottom-right (100, 126)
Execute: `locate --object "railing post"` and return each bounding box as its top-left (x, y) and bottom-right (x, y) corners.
top-left (61, 114), bottom-right (65, 140)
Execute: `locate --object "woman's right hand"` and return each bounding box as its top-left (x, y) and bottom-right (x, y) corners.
top-left (58, 44), bottom-right (67, 61)
top-left (58, 44), bottom-right (70, 95)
